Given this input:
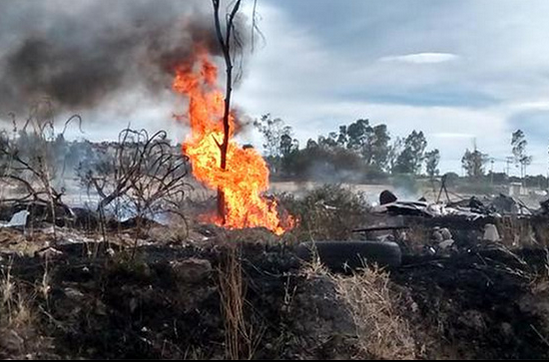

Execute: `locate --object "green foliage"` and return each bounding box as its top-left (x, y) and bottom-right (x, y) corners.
top-left (279, 184), bottom-right (370, 240)
top-left (461, 148), bottom-right (489, 178)
top-left (254, 114), bottom-right (299, 174)
top-left (511, 129), bottom-right (532, 178)
top-left (393, 130), bottom-right (427, 174)
top-left (424, 149), bottom-right (440, 180)
top-left (339, 119), bottom-right (391, 171)
top-left (260, 116), bottom-right (394, 181)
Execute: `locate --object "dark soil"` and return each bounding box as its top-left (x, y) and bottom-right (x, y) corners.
top-left (1, 233), bottom-right (548, 359)
top-left (393, 247), bottom-right (549, 359)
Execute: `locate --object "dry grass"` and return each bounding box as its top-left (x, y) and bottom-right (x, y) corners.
top-left (0, 262), bottom-right (34, 329)
top-left (332, 266), bottom-right (416, 360)
top-left (532, 220), bottom-right (549, 248)
top-left (301, 250), bottom-right (327, 276)
top-left (218, 246), bottom-right (264, 360)
top-left (403, 224), bottom-right (431, 254)
top-left (0, 261), bottom-right (46, 358)
top-left (495, 216), bottom-right (544, 248)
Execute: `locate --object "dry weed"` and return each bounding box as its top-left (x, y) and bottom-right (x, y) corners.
top-left (332, 266), bottom-right (416, 359)
top-left (218, 247), bottom-right (264, 360)
top-left (0, 261), bottom-right (46, 358)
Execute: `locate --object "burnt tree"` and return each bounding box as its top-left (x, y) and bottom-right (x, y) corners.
top-left (212, 0), bottom-right (242, 224)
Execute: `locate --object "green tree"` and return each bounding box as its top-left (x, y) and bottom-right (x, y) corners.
top-left (341, 119), bottom-right (391, 171)
top-left (387, 136), bottom-right (403, 173)
top-left (371, 124), bottom-right (391, 171)
top-left (462, 148), bottom-right (489, 178)
top-left (317, 132), bottom-right (339, 149)
top-left (253, 113), bottom-right (286, 158)
top-left (511, 129), bottom-right (532, 179)
top-left (336, 125), bottom-right (348, 147)
top-left (393, 130), bottom-right (427, 174)
top-left (306, 138), bottom-right (318, 149)
top-left (424, 149), bottom-right (440, 180)
top-left (254, 114), bottom-right (298, 175)
top-left (280, 131), bottom-right (298, 158)
top-left (346, 119), bottom-right (371, 154)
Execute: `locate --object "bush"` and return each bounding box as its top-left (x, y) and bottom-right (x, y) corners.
top-left (278, 184), bottom-right (370, 241)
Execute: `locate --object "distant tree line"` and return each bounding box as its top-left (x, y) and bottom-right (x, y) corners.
top-left (0, 114), bottom-right (544, 190)
top-left (254, 114), bottom-right (438, 182)
top-left (460, 128), bottom-right (534, 182)
top-left (254, 114), bottom-right (545, 187)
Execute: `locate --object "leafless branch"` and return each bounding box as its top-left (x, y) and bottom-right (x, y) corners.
top-left (79, 127), bottom-right (191, 236)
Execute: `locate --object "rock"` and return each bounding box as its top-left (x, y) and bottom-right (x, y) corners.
top-left (432, 230), bottom-right (444, 243)
top-left (483, 224), bottom-right (500, 242)
top-left (440, 228), bottom-right (452, 241)
top-left (380, 190), bottom-right (397, 205)
top-left (438, 239), bottom-right (454, 250)
top-left (170, 258), bottom-right (212, 283)
top-left (458, 310), bottom-right (486, 331)
top-left (64, 287), bottom-right (85, 300)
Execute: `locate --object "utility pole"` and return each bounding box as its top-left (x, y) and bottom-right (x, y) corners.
top-left (490, 158), bottom-right (494, 186)
top-left (506, 156), bottom-right (513, 176)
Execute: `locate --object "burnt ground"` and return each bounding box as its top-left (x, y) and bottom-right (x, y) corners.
top-left (394, 248), bottom-right (549, 359)
top-left (0, 227), bottom-right (548, 359)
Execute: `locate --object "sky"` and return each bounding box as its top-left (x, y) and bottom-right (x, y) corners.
top-left (2, 0), bottom-right (549, 176)
top-left (233, 0), bottom-right (549, 176)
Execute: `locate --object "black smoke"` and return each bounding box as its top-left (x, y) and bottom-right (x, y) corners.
top-left (0, 0), bottom-right (236, 115)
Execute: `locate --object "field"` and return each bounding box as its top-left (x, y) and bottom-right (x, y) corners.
top-left (0, 184), bottom-right (548, 359)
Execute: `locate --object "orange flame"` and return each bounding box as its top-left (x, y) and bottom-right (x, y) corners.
top-left (172, 48), bottom-right (294, 235)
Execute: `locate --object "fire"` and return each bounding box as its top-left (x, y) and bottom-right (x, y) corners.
top-left (172, 48), bottom-right (294, 235)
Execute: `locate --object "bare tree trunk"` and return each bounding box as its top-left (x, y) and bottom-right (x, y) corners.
top-left (39, 156), bottom-right (57, 241)
top-left (212, 0), bottom-right (242, 224)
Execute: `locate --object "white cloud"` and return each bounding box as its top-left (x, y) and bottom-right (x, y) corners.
top-left (432, 132), bottom-right (475, 139)
top-left (379, 53), bottom-right (459, 64)
top-left (234, 2), bottom-right (535, 175)
top-left (507, 100), bottom-right (549, 112)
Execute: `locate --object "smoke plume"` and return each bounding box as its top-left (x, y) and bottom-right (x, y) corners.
top-left (0, 0), bottom-right (245, 116)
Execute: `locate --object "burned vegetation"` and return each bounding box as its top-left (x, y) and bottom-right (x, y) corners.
top-left (1, 142), bottom-right (549, 360)
top-left (1, 1), bottom-right (549, 361)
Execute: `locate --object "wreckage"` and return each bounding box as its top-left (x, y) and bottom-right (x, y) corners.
top-left (342, 188), bottom-right (549, 260)
top-left (373, 190), bottom-right (534, 220)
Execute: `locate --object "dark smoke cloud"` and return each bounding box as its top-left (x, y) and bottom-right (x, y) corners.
top-left (0, 0), bottom-right (234, 115)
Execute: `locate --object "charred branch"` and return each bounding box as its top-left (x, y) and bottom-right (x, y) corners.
top-left (79, 127), bottom-right (190, 233)
top-left (212, 0), bottom-right (242, 224)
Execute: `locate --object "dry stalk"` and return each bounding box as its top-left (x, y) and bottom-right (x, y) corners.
top-left (333, 266), bottom-right (416, 359)
top-left (0, 260), bottom-right (15, 321)
top-left (218, 247), bottom-right (259, 360)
